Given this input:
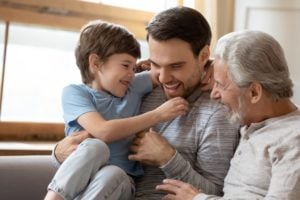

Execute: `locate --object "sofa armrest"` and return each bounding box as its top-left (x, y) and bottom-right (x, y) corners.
top-left (0, 155), bottom-right (57, 200)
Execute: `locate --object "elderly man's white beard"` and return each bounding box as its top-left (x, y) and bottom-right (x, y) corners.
top-left (227, 96), bottom-right (246, 126)
top-left (228, 112), bottom-right (242, 126)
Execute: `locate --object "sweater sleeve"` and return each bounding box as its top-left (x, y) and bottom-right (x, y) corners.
top-left (161, 108), bottom-right (239, 195)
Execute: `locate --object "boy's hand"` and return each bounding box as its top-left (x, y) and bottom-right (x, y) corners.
top-left (135, 59), bottom-right (151, 73)
top-left (154, 97), bottom-right (189, 122)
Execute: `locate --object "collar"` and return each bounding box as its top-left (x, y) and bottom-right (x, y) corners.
top-left (240, 108), bottom-right (300, 139)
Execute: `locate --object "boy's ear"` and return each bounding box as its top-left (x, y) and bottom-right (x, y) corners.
top-left (89, 54), bottom-right (102, 73)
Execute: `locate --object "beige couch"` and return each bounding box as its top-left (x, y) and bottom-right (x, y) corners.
top-left (0, 155), bottom-right (57, 200)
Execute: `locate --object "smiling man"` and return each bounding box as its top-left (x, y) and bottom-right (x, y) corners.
top-left (128, 7), bottom-right (239, 199)
top-left (147, 37), bottom-right (209, 99)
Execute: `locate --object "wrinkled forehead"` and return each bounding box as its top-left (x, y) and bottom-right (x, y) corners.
top-left (213, 58), bottom-right (230, 81)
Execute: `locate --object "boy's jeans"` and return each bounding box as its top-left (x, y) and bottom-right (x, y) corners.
top-left (48, 138), bottom-right (135, 200)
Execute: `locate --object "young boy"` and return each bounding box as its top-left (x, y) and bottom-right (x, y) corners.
top-left (44, 20), bottom-right (188, 200)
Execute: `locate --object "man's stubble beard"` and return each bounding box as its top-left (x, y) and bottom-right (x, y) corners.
top-left (162, 69), bottom-right (203, 100)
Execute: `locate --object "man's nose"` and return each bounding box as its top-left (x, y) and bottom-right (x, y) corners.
top-left (158, 68), bottom-right (171, 83)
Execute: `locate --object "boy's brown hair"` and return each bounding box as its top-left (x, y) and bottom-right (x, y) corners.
top-left (75, 20), bottom-right (141, 84)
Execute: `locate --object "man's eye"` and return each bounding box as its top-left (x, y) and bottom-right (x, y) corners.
top-left (171, 65), bottom-right (181, 69)
top-left (150, 63), bottom-right (159, 69)
top-left (122, 64), bottom-right (129, 68)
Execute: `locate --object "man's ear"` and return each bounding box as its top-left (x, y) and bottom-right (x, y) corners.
top-left (249, 82), bottom-right (263, 103)
top-left (199, 45), bottom-right (210, 63)
top-left (88, 54), bottom-right (102, 73)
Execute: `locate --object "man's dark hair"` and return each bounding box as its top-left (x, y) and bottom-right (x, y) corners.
top-left (146, 6), bottom-right (212, 57)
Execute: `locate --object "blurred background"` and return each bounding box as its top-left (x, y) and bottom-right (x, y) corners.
top-left (0, 0), bottom-right (299, 142)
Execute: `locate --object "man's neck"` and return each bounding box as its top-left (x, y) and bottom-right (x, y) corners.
top-left (186, 87), bottom-right (203, 103)
top-left (248, 98), bottom-right (297, 125)
top-left (269, 98), bottom-right (297, 117)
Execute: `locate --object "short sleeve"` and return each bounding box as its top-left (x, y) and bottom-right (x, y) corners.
top-left (130, 71), bottom-right (153, 97)
top-left (62, 85), bottom-right (97, 135)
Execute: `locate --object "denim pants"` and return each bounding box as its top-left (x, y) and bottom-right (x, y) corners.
top-left (48, 138), bottom-right (135, 200)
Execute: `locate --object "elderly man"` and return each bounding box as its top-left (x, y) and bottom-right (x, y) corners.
top-left (156, 30), bottom-right (300, 200)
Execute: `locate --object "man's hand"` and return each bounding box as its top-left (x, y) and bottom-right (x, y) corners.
top-left (156, 179), bottom-right (201, 200)
top-left (128, 129), bottom-right (176, 167)
top-left (55, 130), bottom-right (90, 163)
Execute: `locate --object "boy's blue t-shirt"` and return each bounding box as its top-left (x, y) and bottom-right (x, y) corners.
top-left (62, 72), bottom-right (152, 177)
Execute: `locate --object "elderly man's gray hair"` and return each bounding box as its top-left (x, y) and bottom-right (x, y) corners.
top-left (214, 30), bottom-right (293, 100)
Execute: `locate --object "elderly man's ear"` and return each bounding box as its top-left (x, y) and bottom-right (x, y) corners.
top-left (248, 82), bottom-right (263, 103)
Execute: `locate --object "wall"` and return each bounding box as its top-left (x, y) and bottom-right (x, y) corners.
top-left (235, 0), bottom-right (300, 105)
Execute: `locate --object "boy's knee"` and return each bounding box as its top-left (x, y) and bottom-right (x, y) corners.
top-left (104, 165), bottom-right (128, 178)
top-left (80, 138), bottom-right (110, 161)
top-left (97, 166), bottom-right (132, 192)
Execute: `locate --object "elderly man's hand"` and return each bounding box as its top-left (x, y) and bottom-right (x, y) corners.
top-left (55, 130), bottom-right (90, 163)
top-left (128, 129), bottom-right (176, 167)
top-left (156, 179), bottom-right (201, 200)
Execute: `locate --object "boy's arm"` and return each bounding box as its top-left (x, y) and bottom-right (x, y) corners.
top-left (77, 96), bottom-right (188, 143)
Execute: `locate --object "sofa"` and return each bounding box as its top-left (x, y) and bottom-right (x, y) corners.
top-left (0, 155), bottom-right (57, 200)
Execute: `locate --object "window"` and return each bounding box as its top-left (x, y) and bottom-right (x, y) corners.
top-left (0, 0), bottom-right (200, 139)
top-left (0, 22), bottom-right (4, 65)
top-left (1, 23), bottom-right (80, 122)
top-left (0, 23), bottom-right (150, 123)
top-left (82, 0), bottom-right (177, 12)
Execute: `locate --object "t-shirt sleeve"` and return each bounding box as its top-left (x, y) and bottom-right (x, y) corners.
top-left (62, 85), bottom-right (97, 132)
top-left (130, 71), bottom-right (153, 97)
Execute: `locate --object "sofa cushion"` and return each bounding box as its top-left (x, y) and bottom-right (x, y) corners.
top-left (0, 155), bottom-right (57, 200)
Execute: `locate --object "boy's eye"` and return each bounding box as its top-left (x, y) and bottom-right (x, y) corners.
top-left (122, 64), bottom-right (136, 72)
